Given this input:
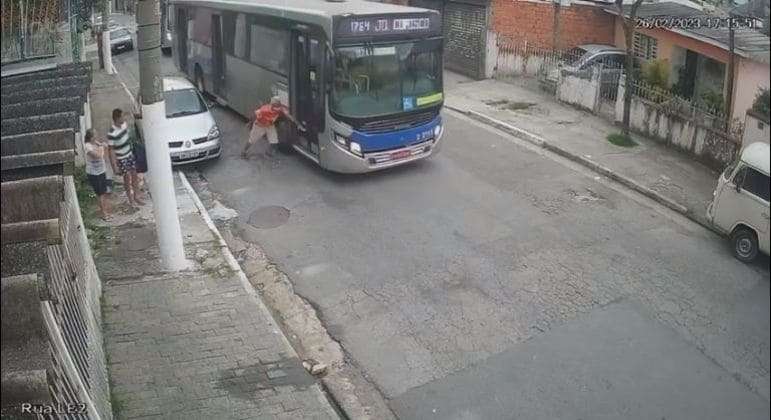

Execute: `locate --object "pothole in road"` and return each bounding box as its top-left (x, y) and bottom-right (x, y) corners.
top-left (567, 188), bottom-right (605, 203)
top-left (248, 206), bottom-right (290, 229)
top-left (484, 99), bottom-right (538, 111)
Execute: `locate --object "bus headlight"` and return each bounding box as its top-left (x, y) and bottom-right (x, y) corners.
top-left (207, 125), bottom-right (220, 141)
top-left (433, 124), bottom-right (442, 139)
top-left (166, 32), bottom-right (172, 41)
top-left (334, 133), bottom-right (347, 146)
top-left (349, 142), bottom-right (362, 156)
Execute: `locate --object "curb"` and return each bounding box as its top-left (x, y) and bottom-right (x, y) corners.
top-left (177, 171), bottom-right (343, 419)
top-left (447, 104), bottom-right (719, 231)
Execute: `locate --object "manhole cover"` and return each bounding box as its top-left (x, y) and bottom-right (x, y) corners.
top-left (248, 206), bottom-right (290, 229)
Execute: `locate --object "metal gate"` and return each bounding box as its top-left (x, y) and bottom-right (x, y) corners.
top-left (410, 0), bottom-right (489, 80)
top-left (1, 0), bottom-right (64, 63)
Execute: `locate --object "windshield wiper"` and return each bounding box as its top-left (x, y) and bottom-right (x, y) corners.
top-left (167, 110), bottom-right (200, 118)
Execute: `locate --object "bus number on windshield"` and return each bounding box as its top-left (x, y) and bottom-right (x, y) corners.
top-left (392, 18), bottom-right (430, 31)
top-left (348, 17), bottom-right (431, 35)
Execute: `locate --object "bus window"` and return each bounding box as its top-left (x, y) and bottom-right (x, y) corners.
top-left (249, 22), bottom-right (289, 74)
top-left (222, 12), bottom-right (236, 55)
top-left (234, 14), bottom-right (247, 59)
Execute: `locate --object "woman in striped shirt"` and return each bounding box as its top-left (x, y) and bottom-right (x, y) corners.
top-left (108, 108), bottom-right (145, 207)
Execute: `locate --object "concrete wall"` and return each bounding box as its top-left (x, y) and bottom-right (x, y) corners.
top-left (557, 69), bottom-right (600, 112)
top-left (733, 58), bottom-right (771, 121)
top-left (616, 81), bottom-right (740, 170)
top-left (743, 111), bottom-right (771, 148)
top-left (492, 0), bottom-right (614, 50)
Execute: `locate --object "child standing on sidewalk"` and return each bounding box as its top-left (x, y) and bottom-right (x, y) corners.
top-left (84, 129), bottom-right (112, 220)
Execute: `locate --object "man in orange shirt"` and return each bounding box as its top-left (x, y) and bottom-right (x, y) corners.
top-left (241, 96), bottom-right (301, 158)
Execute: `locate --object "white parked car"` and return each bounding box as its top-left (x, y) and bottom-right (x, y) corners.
top-left (134, 77), bottom-right (221, 165)
top-left (706, 142), bottom-right (770, 262)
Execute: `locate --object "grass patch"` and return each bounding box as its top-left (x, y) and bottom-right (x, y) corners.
top-left (74, 168), bottom-right (100, 225)
top-left (607, 133), bottom-right (638, 148)
top-left (74, 169), bottom-right (112, 250)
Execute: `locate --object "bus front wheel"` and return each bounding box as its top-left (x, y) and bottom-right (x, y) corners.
top-left (276, 120), bottom-right (295, 154)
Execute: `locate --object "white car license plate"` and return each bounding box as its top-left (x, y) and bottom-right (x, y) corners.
top-left (178, 151), bottom-right (196, 159)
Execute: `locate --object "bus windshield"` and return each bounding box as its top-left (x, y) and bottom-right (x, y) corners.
top-left (332, 39), bottom-right (442, 118)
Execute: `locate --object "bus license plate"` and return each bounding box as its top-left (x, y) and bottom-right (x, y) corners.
top-left (390, 150), bottom-right (411, 160)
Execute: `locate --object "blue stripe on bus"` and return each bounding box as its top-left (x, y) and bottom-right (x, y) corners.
top-left (349, 115), bottom-right (441, 153)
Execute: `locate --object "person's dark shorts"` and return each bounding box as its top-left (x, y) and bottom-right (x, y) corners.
top-left (87, 173), bottom-right (108, 196)
top-left (117, 155), bottom-right (137, 174)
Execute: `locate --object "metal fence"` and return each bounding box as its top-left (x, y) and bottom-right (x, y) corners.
top-left (1, 0), bottom-right (67, 64)
top-left (493, 40), bottom-right (740, 135)
top-left (624, 77), bottom-right (734, 132)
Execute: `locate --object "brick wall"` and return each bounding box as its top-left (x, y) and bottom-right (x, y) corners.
top-left (492, 0), bottom-right (614, 49)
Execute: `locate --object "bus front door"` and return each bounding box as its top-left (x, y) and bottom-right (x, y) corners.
top-left (291, 31), bottom-right (325, 156)
top-left (177, 8), bottom-right (188, 73)
top-left (211, 14), bottom-right (225, 96)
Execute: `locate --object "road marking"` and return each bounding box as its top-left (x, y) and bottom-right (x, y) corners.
top-left (111, 62), bottom-right (136, 104)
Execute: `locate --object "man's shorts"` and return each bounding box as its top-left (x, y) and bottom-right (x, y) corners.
top-left (87, 173), bottom-right (108, 196)
top-left (249, 124), bottom-right (279, 145)
top-left (117, 155), bottom-right (137, 174)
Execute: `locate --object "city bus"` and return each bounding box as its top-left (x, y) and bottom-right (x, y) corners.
top-left (168, 0), bottom-right (445, 173)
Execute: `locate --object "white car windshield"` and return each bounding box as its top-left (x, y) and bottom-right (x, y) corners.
top-left (164, 89), bottom-right (207, 118)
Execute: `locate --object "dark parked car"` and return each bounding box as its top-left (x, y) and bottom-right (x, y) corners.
top-left (110, 27), bottom-right (133, 54)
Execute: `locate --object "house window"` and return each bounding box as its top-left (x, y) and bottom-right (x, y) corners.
top-left (634, 33), bottom-right (658, 60)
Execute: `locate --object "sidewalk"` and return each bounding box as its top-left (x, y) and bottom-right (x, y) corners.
top-left (444, 72), bottom-right (720, 227)
top-left (89, 65), bottom-right (340, 419)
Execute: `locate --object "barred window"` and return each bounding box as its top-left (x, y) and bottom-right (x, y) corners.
top-left (634, 33), bottom-right (658, 60)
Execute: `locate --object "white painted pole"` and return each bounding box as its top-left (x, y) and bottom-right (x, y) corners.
top-left (101, 0), bottom-right (114, 74)
top-left (137, 0), bottom-right (187, 270)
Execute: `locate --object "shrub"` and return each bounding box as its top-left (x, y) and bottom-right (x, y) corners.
top-left (752, 87), bottom-right (770, 119)
top-left (642, 59), bottom-right (670, 90)
top-left (700, 89), bottom-right (725, 114)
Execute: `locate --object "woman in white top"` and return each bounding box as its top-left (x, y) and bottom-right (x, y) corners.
top-left (84, 129), bottom-right (112, 220)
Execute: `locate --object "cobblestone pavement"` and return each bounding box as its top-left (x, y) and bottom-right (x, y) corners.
top-left (95, 178), bottom-right (339, 419)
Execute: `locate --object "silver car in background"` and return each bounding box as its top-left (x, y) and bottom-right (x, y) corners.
top-left (109, 27), bottom-right (134, 54)
top-left (134, 77), bottom-right (222, 165)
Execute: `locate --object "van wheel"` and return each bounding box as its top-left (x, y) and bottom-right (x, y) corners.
top-left (731, 227), bottom-right (758, 263)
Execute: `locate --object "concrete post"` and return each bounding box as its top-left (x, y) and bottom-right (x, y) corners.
top-left (136, 0), bottom-right (187, 271)
top-left (101, 0), bottom-right (114, 74)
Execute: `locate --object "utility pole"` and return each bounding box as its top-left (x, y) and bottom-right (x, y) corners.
top-left (553, 1), bottom-right (562, 51)
top-left (725, 7), bottom-right (736, 129)
top-left (136, 0), bottom-right (188, 270)
top-left (101, 0), bottom-right (114, 74)
top-left (70, 0), bottom-right (81, 62)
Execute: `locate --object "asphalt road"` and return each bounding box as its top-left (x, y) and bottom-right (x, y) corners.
top-left (108, 28), bottom-right (770, 419)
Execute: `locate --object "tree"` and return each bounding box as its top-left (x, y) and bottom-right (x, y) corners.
top-left (615, 0), bottom-right (645, 137)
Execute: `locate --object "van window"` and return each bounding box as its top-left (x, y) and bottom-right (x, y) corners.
top-left (737, 167), bottom-right (770, 202)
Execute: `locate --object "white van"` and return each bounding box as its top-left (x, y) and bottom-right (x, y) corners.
top-left (706, 142), bottom-right (770, 262)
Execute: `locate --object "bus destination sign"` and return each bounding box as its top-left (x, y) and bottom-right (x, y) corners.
top-left (336, 14), bottom-right (440, 38)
